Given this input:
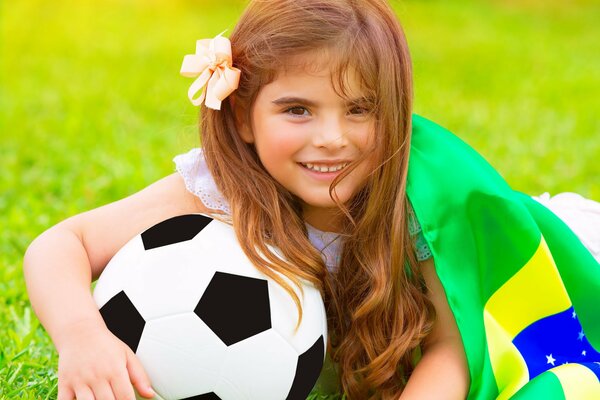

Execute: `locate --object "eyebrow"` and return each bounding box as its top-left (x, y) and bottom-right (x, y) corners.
top-left (271, 97), bottom-right (318, 107)
top-left (271, 96), bottom-right (371, 107)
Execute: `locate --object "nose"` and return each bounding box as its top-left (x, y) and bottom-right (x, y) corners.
top-left (312, 116), bottom-right (349, 149)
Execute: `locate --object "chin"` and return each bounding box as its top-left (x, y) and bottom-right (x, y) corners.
top-left (299, 194), bottom-right (349, 210)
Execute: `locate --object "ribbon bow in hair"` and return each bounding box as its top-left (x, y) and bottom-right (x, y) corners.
top-left (180, 32), bottom-right (241, 110)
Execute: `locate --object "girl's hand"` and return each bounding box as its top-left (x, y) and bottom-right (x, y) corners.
top-left (56, 320), bottom-right (155, 400)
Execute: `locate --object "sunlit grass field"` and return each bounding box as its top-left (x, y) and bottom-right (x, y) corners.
top-left (1, 0), bottom-right (598, 397)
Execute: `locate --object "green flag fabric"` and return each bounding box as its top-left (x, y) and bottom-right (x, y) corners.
top-left (407, 115), bottom-right (600, 399)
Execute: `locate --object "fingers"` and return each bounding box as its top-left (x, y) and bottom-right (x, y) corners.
top-left (60, 380), bottom-right (134, 400)
top-left (110, 367), bottom-right (137, 400)
top-left (59, 370), bottom-right (135, 400)
top-left (88, 381), bottom-right (116, 400)
top-left (57, 383), bottom-right (75, 400)
top-left (126, 348), bottom-right (155, 399)
top-left (74, 386), bottom-right (95, 400)
top-left (56, 344), bottom-right (153, 400)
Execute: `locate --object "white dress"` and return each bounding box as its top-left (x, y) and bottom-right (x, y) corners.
top-left (531, 192), bottom-right (600, 262)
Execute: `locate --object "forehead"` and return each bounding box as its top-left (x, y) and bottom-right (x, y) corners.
top-left (264, 50), bottom-right (367, 99)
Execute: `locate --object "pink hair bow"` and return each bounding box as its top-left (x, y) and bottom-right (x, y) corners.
top-left (180, 32), bottom-right (241, 110)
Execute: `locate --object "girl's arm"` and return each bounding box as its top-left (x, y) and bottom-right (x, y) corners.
top-left (23, 172), bottom-right (208, 400)
top-left (399, 257), bottom-right (470, 400)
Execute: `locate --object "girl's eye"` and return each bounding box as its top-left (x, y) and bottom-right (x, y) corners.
top-left (285, 106), bottom-right (309, 117)
top-left (349, 106), bottom-right (370, 116)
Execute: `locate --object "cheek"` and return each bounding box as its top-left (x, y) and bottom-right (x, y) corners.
top-left (358, 123), bottom-right (376, 149)
top-left (253, 120), bottom-right (305, 168)
top-left (350, 124), bottom-right (378, 173)
top-left (346, 124), bottom-right (376, 165)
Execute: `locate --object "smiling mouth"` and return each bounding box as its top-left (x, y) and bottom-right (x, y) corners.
top-left (299, 162), bottom-right (350, 173)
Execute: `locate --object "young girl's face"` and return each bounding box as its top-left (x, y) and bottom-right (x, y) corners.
top-left (238, 59), bottom-right (376, 229)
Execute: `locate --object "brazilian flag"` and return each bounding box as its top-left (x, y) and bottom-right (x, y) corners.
top-left (407, 115), bottom-right (600, 399)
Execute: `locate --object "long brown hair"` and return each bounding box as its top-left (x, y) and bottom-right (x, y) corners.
top-left (199, 0), bottom-right (435, 398)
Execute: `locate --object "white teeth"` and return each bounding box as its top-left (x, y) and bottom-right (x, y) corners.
top-left (302, 162), bottom-right (349, 173)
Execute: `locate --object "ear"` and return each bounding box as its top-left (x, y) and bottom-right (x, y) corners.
top-left (230, 96), bottom-right (254, 144)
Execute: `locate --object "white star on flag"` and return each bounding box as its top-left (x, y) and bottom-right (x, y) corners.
top-left (572, 311), bottom-right (577, 319)
top-left (546, 354), bottom-right (556, 366)
top-left (582, 350), bottom-right (587, 356)
top-left (578, 330), bottom-right (585, 341)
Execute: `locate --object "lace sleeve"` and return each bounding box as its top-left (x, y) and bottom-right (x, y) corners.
top-left (407, 201), bottom-right (433, 261)
top-left (173, 148), bottom-right (232, 215)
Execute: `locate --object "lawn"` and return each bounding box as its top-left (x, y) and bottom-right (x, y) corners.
top-left (1, 0), bottom-right (598, 398)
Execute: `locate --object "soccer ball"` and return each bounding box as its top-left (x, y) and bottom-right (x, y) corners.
top-left (93, 214), bottom-right (327, 400)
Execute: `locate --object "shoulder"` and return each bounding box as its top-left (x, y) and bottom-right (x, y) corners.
top-left (173, 147), bottom-right (232, 215)
top-left (151, 172), bottom-right (212, 214)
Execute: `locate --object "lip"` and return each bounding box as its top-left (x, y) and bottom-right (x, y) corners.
top-left (299, 159), bottom-right (351, 165)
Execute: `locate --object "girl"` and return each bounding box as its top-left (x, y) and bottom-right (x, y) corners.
top-left (23, 1), bottom-right (600, 399)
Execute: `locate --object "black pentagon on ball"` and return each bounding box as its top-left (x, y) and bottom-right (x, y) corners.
top-left (195, 271), bottom-right (271, 346)
top-left (141, 214), bottom-right (213, 250)
top-left (285, 335), bottom-right (325, 400)
top-left (180, 393), bottom-right (221, 400)
top-left (99, 290), bottom-right (146, 353)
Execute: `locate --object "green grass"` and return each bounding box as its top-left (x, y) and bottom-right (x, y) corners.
top-left (1, 0), bottom-right (598, 397)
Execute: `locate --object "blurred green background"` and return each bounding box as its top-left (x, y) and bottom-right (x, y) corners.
top-left (1, 0), bottom-right (598, 397)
